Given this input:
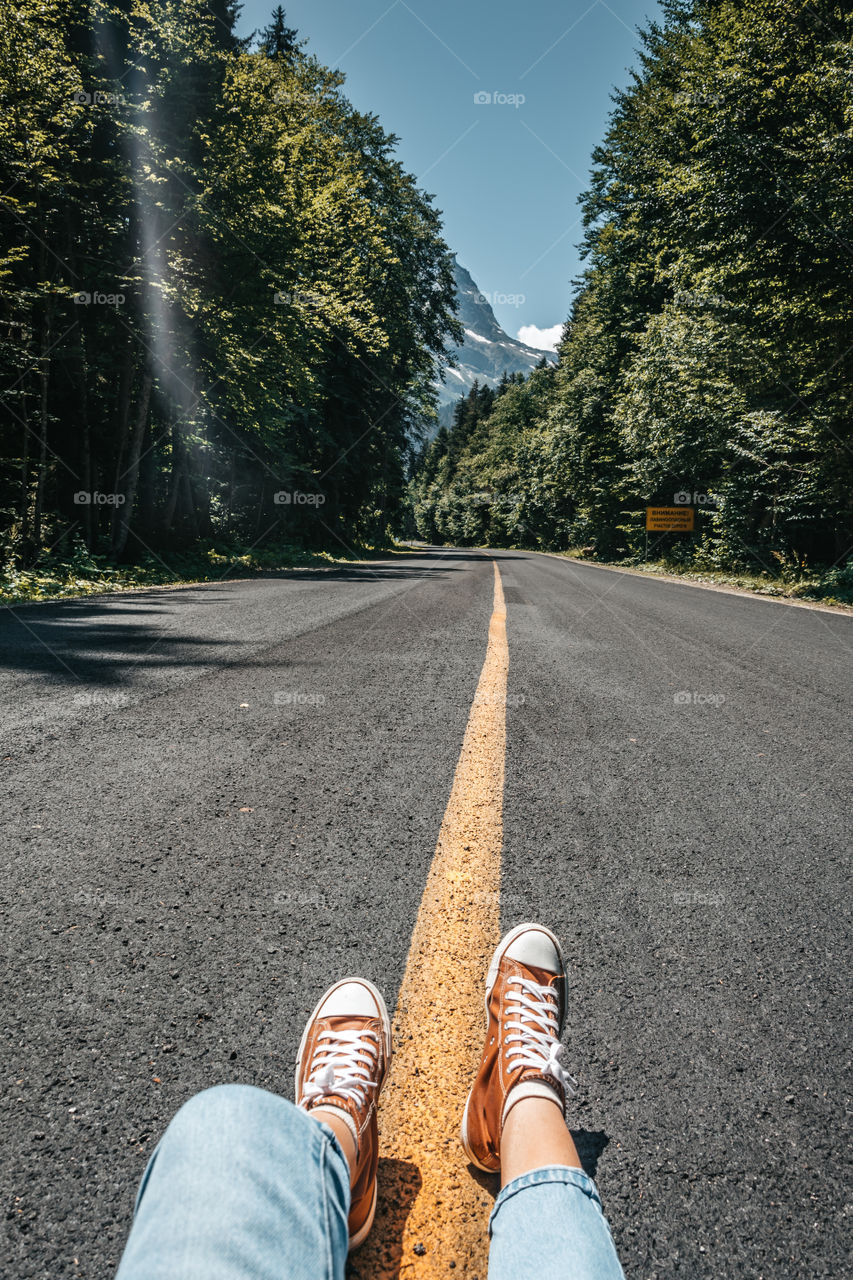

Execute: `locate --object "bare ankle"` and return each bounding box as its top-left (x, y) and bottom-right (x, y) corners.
top-left (309, 1106), bottom-right (358, 1183)
top-left (500, 1095), bottom-right (582, 1187)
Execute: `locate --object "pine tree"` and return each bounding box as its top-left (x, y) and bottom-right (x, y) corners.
top-left (259, 6), bottom-right (298, 58)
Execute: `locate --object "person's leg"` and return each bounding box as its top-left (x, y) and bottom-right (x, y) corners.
top-left (115, 976), bottom-right (391, 1280)
top-left (490, 1095), bottom-right (624, 1280)
top-left (500, 1094), bottom-right (582, 1185)
top-left (115, 1084), bottom-right (351, 1280)
top-left (461, 923), bottom-right (624, 1280)
top-left (294, 977), bottom-right (392, 1249)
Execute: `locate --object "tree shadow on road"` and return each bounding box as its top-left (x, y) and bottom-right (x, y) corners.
top-left (0, 554), bottom-right (493, 685)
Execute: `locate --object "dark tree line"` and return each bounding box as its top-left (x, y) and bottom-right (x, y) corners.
top-left (0, 1), bottom-right (460, 566)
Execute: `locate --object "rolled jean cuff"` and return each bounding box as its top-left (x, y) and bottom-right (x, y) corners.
top-left (490, 1165), bottom-right (603, 1233)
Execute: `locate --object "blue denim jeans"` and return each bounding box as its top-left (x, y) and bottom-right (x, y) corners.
top-left (116, 1085), bottom-right (624, 1280)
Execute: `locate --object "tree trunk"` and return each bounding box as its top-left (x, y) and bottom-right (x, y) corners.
top-left (109, 338), bottom-right (136, 553)
top-left (226, 448), bottom-right (236, 533)
top-left (19, 387), bottom-right (30, 551)
top-left (163, 422), bottom-right (182, 531)
top-left (195, 421), bottom-right (213, 538)
top-left (32, 308), bottom-right (51, 552)
top-left (111, 366), bottom-right (153, 561)
top-left (138, 420), bottom-right (157, 537)
top-left (75, 316), bottom-right (93, 546)
top-left (180, 465), bottom-right (198, 539)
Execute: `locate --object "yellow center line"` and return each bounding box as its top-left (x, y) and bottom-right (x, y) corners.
top-left (352, 560), bottom-right (508, 1278)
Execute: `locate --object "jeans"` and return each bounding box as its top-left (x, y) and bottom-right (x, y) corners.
top-left (116, 1085), bottom-right (624, 1280)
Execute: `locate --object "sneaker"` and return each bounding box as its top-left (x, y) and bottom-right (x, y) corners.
top-left (295, 977), bottom-right (392, 1249)
top-left (461, 923), bottom-right (577, 1172)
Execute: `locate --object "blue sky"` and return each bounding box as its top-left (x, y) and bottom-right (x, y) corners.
top-left (239, 0), bottom-right (663, 347)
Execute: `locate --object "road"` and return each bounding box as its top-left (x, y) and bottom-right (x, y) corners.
top-left (1, 547), bottom-right (850, 1279)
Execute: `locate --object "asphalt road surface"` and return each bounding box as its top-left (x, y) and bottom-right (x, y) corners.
top-left (1, 548), bottom-right (850, 1278)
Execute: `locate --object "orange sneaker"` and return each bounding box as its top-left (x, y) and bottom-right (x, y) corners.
top-left (461, 923), bottom-right (577, 1172)
top-left (295, 977), bottom-right (391, 1249)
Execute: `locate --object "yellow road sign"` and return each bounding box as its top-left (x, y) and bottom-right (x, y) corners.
top-left (646, 506), bottom-right (695, 531)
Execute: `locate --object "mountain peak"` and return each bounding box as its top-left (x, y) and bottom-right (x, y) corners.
top-left (435, 261), bottom-right (556, 413)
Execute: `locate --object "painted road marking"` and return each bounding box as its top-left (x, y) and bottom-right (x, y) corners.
top-left (352, 560), bottom-right (508, 1278)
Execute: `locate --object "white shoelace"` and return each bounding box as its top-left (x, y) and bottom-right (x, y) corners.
top-left (505, 976), bottom-right (577, 1098)
top-left (300, 1029), bottom-right (380, 1110)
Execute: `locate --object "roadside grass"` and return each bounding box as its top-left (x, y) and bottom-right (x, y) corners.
top-left (547, 550), bottom-right (853, 608)
top-left (0, 539), bottom-right (382, 606)
top-left (6, 537), bottom-right (851, 611)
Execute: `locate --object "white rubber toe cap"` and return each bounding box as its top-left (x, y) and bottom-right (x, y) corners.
top-left (505, 926), bottom-right (562, 974)
top-left (317, 979), bottom-right (382, 1019)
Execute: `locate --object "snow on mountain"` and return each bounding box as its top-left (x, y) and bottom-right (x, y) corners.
top-left (432, 260), bottom-right (557, 424)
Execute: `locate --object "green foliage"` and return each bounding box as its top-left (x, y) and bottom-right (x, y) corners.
top-left (410, 367), bottom-right (558, 546)
top-left (0, 1), bottom-right (459, 566)
top-left (410, 0), bottom-right (853, 579)
top-left (0, 534), bottom-right (360, 604)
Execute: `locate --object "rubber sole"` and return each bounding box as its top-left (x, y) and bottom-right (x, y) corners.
top-left (293, 976), bottom-right (392, 1250)
top-left (348, 1181), bottom-right (379, 1251)
top-left (460, 923), bottom-right (567, 1171)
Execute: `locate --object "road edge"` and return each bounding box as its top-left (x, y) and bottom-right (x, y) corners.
top-left (530, 550), bottom-right (853, 617)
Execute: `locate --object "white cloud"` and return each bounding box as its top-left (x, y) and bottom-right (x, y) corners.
top-left (517, 323), bottom-right (563, 352)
